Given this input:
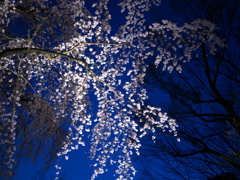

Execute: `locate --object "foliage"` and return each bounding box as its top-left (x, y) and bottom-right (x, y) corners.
top-left (0, 0), bottom-right (223, 179)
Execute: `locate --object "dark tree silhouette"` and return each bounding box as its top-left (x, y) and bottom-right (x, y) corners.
top-left (208, 172), bottom-right (238, 180)
top-left (138, 0), bottom-right (240, 179)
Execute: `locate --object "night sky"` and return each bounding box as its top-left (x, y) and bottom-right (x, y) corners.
top-left (15, 145), bottom-right (143, 180)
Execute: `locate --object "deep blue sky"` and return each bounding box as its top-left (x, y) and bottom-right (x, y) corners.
top-left (15, 144), bottom-right (142, 180)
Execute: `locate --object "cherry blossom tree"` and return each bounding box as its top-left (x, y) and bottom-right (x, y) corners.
top-left (0, 0), bottom-right (224, 179)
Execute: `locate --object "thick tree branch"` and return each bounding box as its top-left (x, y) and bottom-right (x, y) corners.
top-left (0, 48), bottom-right (88, 67)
